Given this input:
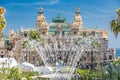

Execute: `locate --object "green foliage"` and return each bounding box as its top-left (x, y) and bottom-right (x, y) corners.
top-left (22, 30), bottom-right (44, 49)
top-left (116, 8), bottom-right (120, 16)
top-left (110, 8), bottom-right (120, 37)
top-left (77, 69), bottom-right (93, 80)
top-left (22, 40), bottom-right (29, 49)
top-left (112, 58), bottom-right (120, 65)
top-left (0, 15), bottom-right (6, 38)
top-left (0, 67), bottom-right (22, 80)
top-left (22, 71), bottom-right (39, 80)
top-left (7, 67), bottom-right (22, 80)
top-left (77, 69), bottom-right (89, 77)
top-left (29, 30), bottom-right (43, 41)
top-left (29, 30), bottom-right (44, 46)
top-left (0, 67), bottom-right (38, 80)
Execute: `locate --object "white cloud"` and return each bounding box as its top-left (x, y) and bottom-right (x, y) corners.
top-left (44, 8), bottom-right (74, 15)
top-left (49, 0), bottom-right (60, 5)
top-left (82, 10), bottom-right (111, 18)
top-left (8, 0), bottom-right (63, 6)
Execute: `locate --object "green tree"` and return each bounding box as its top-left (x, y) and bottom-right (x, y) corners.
top-left (110, 8), bottom-right (120, 37)
top-left (29, 30), bottom-right (44, 46)
top-left (0, 7), bottom-right (6, 38)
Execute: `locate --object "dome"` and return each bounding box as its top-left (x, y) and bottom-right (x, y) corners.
top-left (49, 15), bottom-right (70, 33)
top-left (49, 15), bottom-right (70, 28)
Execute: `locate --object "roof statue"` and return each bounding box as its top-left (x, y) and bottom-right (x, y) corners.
top-left (39, 7), bottom-right (43, 14)
top-left (0, 7), bottom-right (6, 38)
top-left (76, 8), bottom-right (80, 14)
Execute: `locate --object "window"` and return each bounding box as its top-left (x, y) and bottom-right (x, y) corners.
top-left (74, 31), bottom-right (77, 34)
top-left (104, 56), bottom-right (107, 60)
top-left (92, 31), bottom-right (95, 35)
top-left (33, 56), bottom-right (35, 61)
top-left (42, 32), bottom-right (45, 35)
top-left (24, 32), bottom-right (27, 37)
top-left (109, 55), bottom-right (112, 60)
top-left (0, 55), bottom-right (4, 58)
top-left (1, 51), bottom-right (3, 53)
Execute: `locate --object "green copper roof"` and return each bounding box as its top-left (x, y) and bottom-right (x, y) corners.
top-left (52, 15), bottom-right (66, 23)
top-left (49, 14), bottom-right (70, 33)
top-left (49, 15), bottom-right (70, 28)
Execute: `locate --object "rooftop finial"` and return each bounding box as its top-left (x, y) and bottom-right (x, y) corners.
top-left (75, 8), bottom-right (80, 14)
top-left (57, 13), bottom-right (62, 18)
top-left (39, 7), bottom-right (43, 14)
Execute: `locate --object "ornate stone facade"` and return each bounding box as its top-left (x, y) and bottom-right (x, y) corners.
top-left (36, 8), bottom-right (49, 35)
top-left (0, 8), bottom-right (115, 66)
top-left (0, 39), bottom-right (7, 58)
top-left (71, 8), bottom-right (83, 35)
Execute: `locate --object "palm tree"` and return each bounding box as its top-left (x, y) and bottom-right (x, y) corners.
top-left (110, 8), bottom-right (120, 37)
top-left (0, 7), bottom-right (6, 38)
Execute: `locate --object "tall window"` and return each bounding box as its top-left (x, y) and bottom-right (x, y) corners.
top-left (74, 31), bottom-right (77, 34)
top-left (42, 32), bottom-right (45, 35)
top-left (24, 32), bottom-right (27, 37)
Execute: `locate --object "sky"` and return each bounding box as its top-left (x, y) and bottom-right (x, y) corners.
top-left (0, 0), bottom-right (120, 48)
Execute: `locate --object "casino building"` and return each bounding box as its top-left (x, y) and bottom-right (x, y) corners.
top-left (2, 8), bottom-right (116, 66)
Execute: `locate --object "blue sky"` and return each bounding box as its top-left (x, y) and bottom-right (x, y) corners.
top-left (0, 0), bottom-right (120, 48)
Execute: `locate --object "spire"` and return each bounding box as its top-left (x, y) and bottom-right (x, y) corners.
top-left (57, 13), bottom-right (62, 18)
top-left (70, 8), bottom-right (83, 35)
top-left (38, 7), bottom-right (43, 14)
top-left (36, 7), bottom-right (48, 35)
top-left (75, 8), bottom-right (80, 14)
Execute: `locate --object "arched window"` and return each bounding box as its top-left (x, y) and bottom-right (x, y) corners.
top-left (109, 55), bottom-right (112, 60)
top-left (24, 32), bottom-right (27, 37)
top-left (74, 31), bottom-right (77, 34)
top-left (42, 32), bottom-right (45, 35)
top-left (92, 31), bottom-right (95, 35)
top-left (33, 56), bottom-right (35, 61)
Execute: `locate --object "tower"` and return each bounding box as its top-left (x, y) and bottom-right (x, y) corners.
top-left (71, 8), bottom-right (83, 35)
top-left (36, 7), bottom-right (48, 35)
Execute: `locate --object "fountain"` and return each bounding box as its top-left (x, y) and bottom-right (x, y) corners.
top-left (28, 34), bottom-right (100, 80)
